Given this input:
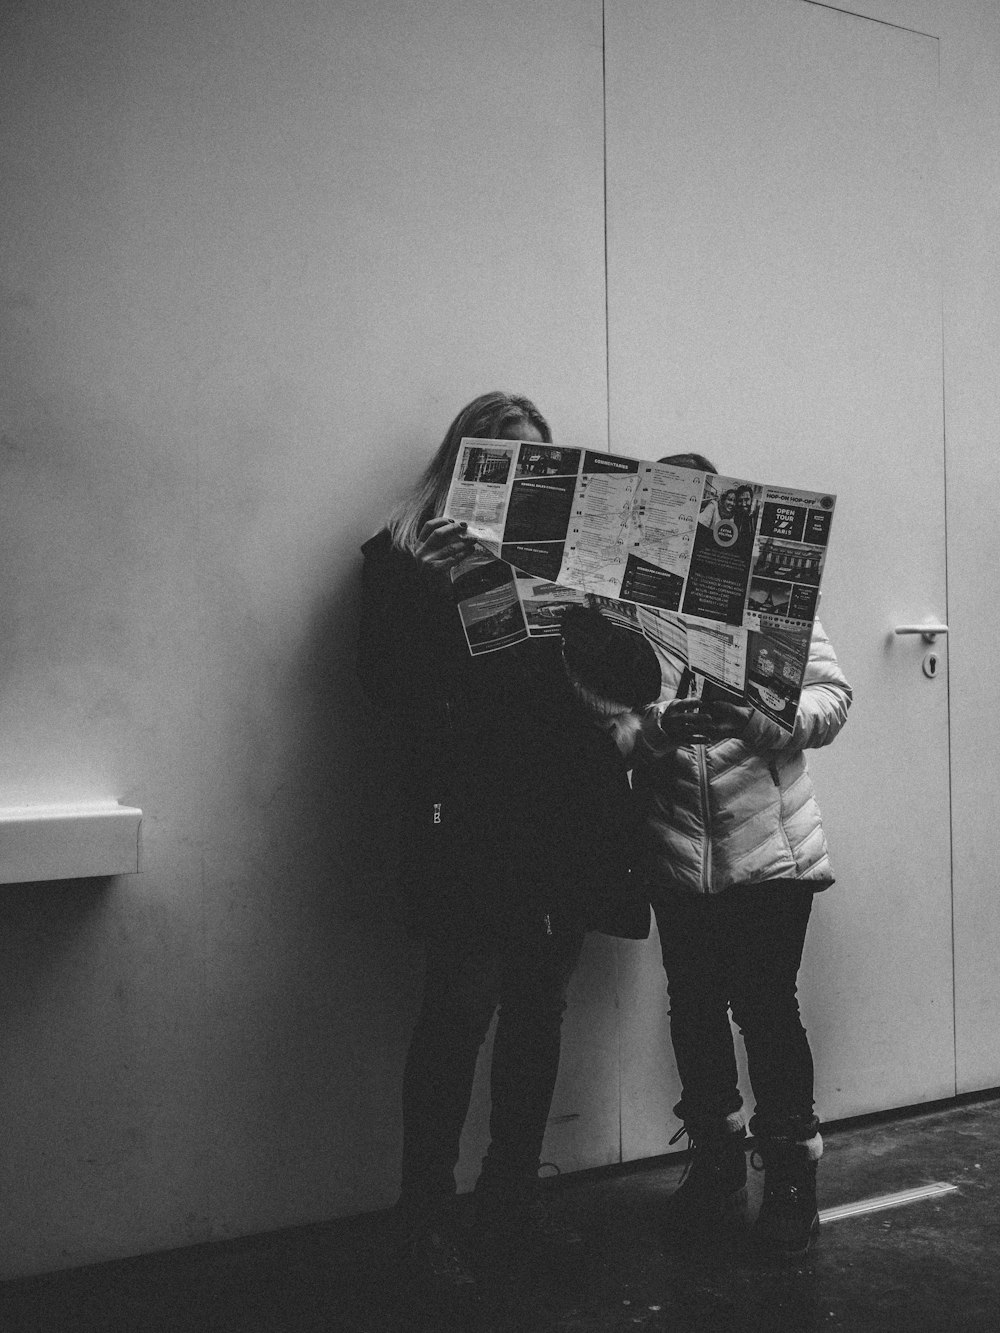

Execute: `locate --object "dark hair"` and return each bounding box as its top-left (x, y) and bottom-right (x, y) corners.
top-left (657, 452), bottom-right (719, 473)
top-left (560, 606), bottom-right (662, 711)
top-left (388, 391), bottom-right (551, 553)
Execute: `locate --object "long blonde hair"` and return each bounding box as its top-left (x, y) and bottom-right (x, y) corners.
top-left (387, 391), bottom-right (551, 554)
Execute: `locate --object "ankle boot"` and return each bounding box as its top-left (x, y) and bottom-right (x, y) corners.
top-left (751, 1135), bottom-right (821, 1258)
top-left (395, 1202), bottom-right (477, 1299)
top-left (473, 1171), bottom-right (582, 1264)
top-left (663, 1122), bottom-right (748, 1236)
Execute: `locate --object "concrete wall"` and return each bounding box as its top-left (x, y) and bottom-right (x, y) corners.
top-left (0, 0), bottom-right (996, 1279)
top-left (0, 0), bottom-right (607, 1276)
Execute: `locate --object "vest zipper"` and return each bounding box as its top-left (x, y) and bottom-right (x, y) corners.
top-left (696, 744), bottom-right (712, 893)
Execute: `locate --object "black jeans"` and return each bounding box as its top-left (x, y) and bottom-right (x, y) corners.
top-left (398, 911), bottom-right (585, 1221)
top-left (653, 880), bottom-right (819, 1142)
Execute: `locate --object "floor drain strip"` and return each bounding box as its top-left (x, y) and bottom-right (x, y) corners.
top-left (819, 1181), bottom-right (959, 1224)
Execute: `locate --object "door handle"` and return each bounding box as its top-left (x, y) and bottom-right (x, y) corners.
top-left (894, 623), bottom-right (949, 643)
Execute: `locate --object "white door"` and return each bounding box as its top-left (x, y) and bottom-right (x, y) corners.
top-left (604, 0), bottom-right (951, 1156)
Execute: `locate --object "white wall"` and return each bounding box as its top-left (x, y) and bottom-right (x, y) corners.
top-left (0, 0), bottom-right (607, 1277)
top-left (0, 0), bottom-right (996, 1279)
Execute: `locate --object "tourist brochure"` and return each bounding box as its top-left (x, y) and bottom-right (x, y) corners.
top-left (444, 438), bottom-right (836, 733)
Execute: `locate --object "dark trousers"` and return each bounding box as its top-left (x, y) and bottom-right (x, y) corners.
top-left (653, 880), bottom-right (819, 1142)
top-left (398, 911), bottom-right (585, 1220)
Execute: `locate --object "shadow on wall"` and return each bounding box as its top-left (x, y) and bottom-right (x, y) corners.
top-left (0, 877), bottom-right (117, 1017)
top-left (205, 543), bottom-right (424, 1218)
top-left (293, 553), bottom-right (414, 950)
top-left (0, 876), bottom-right (121, 1135)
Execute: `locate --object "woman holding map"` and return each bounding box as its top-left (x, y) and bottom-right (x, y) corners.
top-left (357, 391), bottom-right (662, 1299)
top-left (633, 451), bottom-right (853, 1260)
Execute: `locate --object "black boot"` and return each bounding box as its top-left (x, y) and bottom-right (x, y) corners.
top-left (662, 1124), bottom-right (748, 1238)
top-left (751, 1139), bottom-right (820, 1259)
top-left (473, 1171), bottom-right (583, 1268)
top-left (395, 1203), bottom-right (477, 1300)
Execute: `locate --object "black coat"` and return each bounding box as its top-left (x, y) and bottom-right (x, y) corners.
top-left (357, 530), bottom-right (649, 940)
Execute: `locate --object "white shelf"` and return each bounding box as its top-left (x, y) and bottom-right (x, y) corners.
top-left (0, 803), bottom-right (142, 884)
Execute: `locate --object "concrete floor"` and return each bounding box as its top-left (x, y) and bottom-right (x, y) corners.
top-left (1, 1094), bottom-right (997, 1332)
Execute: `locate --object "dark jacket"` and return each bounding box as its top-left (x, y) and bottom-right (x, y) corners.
top-left (357, 529), bottom-right (649, 939)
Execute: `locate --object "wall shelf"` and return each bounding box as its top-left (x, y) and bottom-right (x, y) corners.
top-left (0, 803), bottom-right (142, 884)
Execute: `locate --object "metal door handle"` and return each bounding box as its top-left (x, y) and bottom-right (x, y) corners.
top-left (894, 623), bottom-right (949, 643)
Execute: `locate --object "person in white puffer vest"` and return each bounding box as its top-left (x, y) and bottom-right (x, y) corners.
top-left (632, 451), bottom-right (853, 1261)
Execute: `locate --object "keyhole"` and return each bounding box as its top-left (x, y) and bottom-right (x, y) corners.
top-left (922, 651), bottom-right (939, 679)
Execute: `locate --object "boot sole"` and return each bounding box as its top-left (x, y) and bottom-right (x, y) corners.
top-left (749, 1210), bottom-right (820, 1261)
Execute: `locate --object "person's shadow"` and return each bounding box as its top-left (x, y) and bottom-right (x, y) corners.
top-left (242, 537), bottom-right (425, 1220)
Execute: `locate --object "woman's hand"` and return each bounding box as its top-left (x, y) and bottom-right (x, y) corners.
top-left (657, 698), bottom-right (752, 745)
top-left (414, 517), bottom-right (477, 578)
top-left (657, 699), bottom-right (715, 745)
top-left (704, 700), bottom-right (752, 739)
